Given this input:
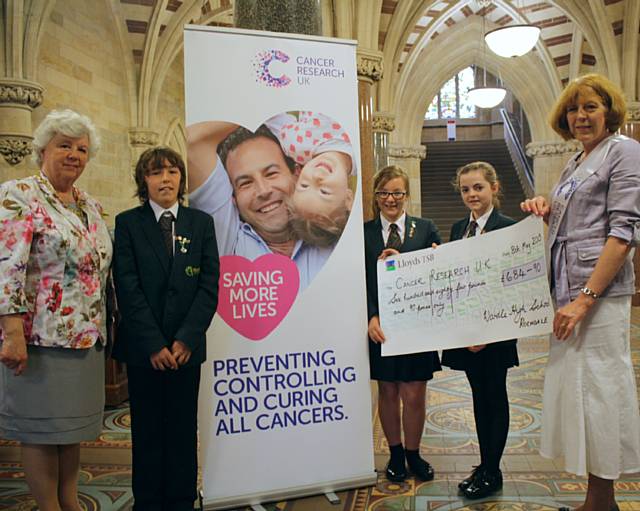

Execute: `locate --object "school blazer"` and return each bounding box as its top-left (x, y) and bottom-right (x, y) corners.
top-left (364, 215), bottom-right (441, 321)
top-left (441, 209), bottom-right (519, 371)
top-left (112, 202), bottom-right (219, 368)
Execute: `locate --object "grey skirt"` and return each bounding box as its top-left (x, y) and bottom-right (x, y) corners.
top-left (0, 343), bottom-right (105, 444)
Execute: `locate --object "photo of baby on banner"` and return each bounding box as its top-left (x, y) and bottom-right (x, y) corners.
top-left (187, 111), bottom-right (357, 340)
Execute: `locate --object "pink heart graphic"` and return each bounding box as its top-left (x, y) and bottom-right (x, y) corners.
top-left (217, 254), bottom-right (300, 340)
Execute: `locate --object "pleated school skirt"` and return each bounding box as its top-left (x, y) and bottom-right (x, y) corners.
top-left (369, 338), bottom-right (441, 382)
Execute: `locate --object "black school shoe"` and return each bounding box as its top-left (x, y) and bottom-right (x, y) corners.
top-left (462, 468), bottom-right (503, 499)
top-left (407, 456), bottom-right (435, 481)
top-left (458, 465), bottom-right (483, 492)
top-left (385, 457), bottom-right (407, 482)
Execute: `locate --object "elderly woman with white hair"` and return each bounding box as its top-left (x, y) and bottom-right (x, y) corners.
top-left (0, 109), bottom-right (112, 511)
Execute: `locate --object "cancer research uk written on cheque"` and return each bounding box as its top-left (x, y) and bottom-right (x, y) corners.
top-left (378, 215), bottom-right (554, 356)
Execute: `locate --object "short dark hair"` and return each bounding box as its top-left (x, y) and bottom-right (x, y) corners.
top-left (217, 124), bottom-right (296, 173)
top-left (134, 146), bottom-right (187, 204)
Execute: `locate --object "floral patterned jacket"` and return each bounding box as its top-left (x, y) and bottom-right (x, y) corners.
top-left (0, 175), bottom-right (113, 349)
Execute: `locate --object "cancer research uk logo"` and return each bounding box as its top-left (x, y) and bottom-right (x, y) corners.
top-left (253, 50), bottom-right (291, 87)
top-left (252, 49), bottom-right (346, 87)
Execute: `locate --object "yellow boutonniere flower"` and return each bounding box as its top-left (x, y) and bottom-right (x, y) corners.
top-left (176, 235), bottom-right (191, 253)
top-left (408, 220), bottom-right (416, 239)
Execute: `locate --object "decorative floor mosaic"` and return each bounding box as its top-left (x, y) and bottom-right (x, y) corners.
top-left (0, 402), bottom-right (134, 511)
top-left (1, 313), bottom-right (639, 510)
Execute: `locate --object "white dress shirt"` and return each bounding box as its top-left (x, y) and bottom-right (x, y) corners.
top-left (380, 212), bottom-right (406, 245)
top-left (466, 207), bottom-right (493, 238)
top-left (149, 200), bottom-right (179, 255)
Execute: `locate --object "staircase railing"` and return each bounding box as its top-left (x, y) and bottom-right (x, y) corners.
top-left (500, 108), bottom-right (534, 197)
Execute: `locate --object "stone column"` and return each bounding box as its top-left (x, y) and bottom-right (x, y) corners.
top-left (621, 101), bottom-right (640, 141)
top-left (620, 102), bottom-right (640, 305)
top-left (0, 78), bottom-right (44, 175)
top-left (388, 144), bottom-right (426, 216)
top-left (234, 0), bottom-right (321, 34)
top-left (525, 140), bottom-right (580, 198)
top-left (128, 128), bottom-right (160, 170)
top-left (357, 49), bottom-right (383, 221)
top-left (372, 112), bottom-right (395, 174)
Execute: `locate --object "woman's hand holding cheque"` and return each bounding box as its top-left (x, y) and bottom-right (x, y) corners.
top-left (520, 196), bottom-right (550, 224)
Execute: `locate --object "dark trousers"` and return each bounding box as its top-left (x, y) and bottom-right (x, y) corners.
top-left (127, 364), bottom-right (201, 511)
top-left (465, 365), bottom-right (510, 473)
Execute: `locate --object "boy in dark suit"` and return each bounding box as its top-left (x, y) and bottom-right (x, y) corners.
top-left (113, 146), bottom-right (219, 511)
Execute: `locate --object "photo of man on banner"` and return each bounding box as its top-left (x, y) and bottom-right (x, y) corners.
top-left (186, 111), bottom-right (357, 292)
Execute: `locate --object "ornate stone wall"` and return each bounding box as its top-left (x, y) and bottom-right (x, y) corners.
top-left (0, 79), bottom-right (44, 166)
top-left (388, 144), bottom-right (426, 216)
top-left (0, 0), bottom-right (203, 225)
top-left (525, 140), bottom-right (580, 198)
top-left (3, 0), bottom-right (639, 229)
top-left (156, 54), bottom-right (187, 155)
top-left (357, 49), bottom-right (384, 221)
top-left (372, 111), bottom-right (395, 174)
top-left (0, 0), bottom-right (138, 224)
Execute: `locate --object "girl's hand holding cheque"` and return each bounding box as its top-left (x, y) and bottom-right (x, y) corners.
top-left (378, 248), bottom-right (400, 260)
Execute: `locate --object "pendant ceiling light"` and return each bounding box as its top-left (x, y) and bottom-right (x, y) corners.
top-left (483, 0), bottom-right (540, 57)
top-left (485, 24), bottom-right (540, 57)
top-left (469, 6), bottom-right (506, 109)
top-left (468, 86), bottom-right (507, 108)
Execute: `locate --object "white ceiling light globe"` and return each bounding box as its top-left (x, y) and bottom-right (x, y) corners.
top-left (468, 86), bottom-right (507, 108)
top-left (485, 25), bottom-right (541, 58)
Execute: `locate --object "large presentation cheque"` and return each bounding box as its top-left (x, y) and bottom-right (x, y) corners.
top-left (379, 215), bottom-right (554, 356)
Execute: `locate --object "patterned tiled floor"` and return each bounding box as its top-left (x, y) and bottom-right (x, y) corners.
top-left (0, 403), bottom-right (134, 511)
top-left (1, 313), bottom-right (640, 510)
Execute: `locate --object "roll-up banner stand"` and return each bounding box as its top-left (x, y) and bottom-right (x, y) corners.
top-left (184, 26), bottom-right (376, 510)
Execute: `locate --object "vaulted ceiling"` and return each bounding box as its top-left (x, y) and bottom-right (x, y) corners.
top-left (104, 0), bottom-right (638, 138)
top-left (379, 0), bottom-right (626, 85)
top-left (118, 0), bottom-right (233, 68)
top-left (114, 0), bottom-right (630, 91)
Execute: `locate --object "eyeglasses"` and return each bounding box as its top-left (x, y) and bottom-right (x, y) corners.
top-left (375, 191), bottom-right (407, 199)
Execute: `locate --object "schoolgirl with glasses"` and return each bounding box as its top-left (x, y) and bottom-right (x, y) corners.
top-left (364, 165), bottom-right (442, 483)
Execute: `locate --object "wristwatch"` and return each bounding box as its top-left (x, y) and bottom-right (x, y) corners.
top-left (580, 287), bottom-right (599, 299)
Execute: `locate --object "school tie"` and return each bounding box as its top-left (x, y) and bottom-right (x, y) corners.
top-left (386, 223), bottom-right (403, 250)
top-left (467, 220), bottom-right (478, 238)
top-left (159, 211), bottom-right (174, 256)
